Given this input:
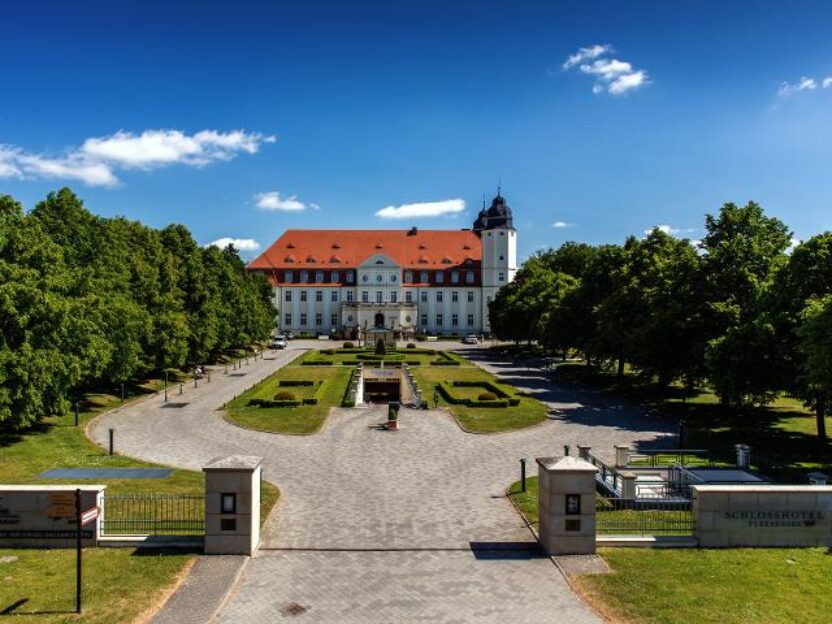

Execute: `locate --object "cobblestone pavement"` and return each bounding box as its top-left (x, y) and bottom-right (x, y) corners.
top-left (89, 340), bottom-right (672, 622)
top-left (219, 549), bottom-right (599, 624)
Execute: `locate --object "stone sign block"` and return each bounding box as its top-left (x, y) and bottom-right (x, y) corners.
top-left (0, 486), bottom-right (105, 548)
top-left (693, 485), bottom-right (832, 548)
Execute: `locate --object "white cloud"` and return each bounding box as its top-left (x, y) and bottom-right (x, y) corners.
top-left (564, 44), bottom-right (649, 95)
top-left (206, 237), bottom-right (261, 251)
top-left (563, 44), bottom-right (611, 69)
top-left (786, 237), bottom-right (801, 254)
top-left (823, 77), bottom-right (832, 89)
top-left (778, 76), bottom-right (818, 97)
top-left (645, 224), bottom-right (696, 237)
top-left (82, 129), bottom-right (274, 169)
top-left (0, 129), bottom-right (274, 187)
top-left (551, 221), bottom-right (571, 228)
top-left (375, 198), bottom-right (466, 219)
top-left (255, 191), bottom-right (308, 212)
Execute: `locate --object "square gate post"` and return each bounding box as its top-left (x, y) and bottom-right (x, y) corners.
top-left (536, 456), bottom-right (598, 556)
top-left (203, 456), bottom-right (262, 555)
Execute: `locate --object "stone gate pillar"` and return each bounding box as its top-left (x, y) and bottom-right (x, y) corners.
top-left (203, 456), bottom-right (262, 555)
top-left (536, 456), bottom-right (598, 555)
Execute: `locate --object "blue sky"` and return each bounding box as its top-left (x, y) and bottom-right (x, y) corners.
top-left (2, 0), bottom-right (832, 260)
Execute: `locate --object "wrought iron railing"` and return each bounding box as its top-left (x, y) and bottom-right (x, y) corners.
top-left (580, 449), bottom-right (623, 496)
top-left (101, 493), bottom-right (205, 536)
top-left (596, 495), bottom-right (693, 535)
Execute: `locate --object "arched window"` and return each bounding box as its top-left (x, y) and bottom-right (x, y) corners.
top-left (466, 271), bottom-right (474, 284)
top-left (331, 270), bottom-right (340, 282)
top-left (316, 270), bottom-right (324, 283)
top-left (300, 270), bottom-right (308, 282)
top-left (285, 270), bottom-right (294, 283)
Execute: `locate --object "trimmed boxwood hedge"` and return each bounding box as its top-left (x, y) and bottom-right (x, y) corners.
top-left (436, 380), bottom-right (520, 407)
top-left (248, 398), bottom-right (303, 408)
top-left (301, 360), bottom-right (334, 366)
top-left (278, 380), bottom-right (316, 387)
top-left (356, 353), bottom-right (405, 361)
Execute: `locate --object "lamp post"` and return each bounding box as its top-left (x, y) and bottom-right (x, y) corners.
top-left (164, 370), bottom-right (168, 403)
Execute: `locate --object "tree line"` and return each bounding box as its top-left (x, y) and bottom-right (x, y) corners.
top-left (489, 201), bottom-right (832, 439)
top-left (0, 188), bottom-right (276, 430)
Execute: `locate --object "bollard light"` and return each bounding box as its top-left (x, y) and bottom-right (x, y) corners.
top-left (520, 458), bottom-right (527, 493)
top-left (108, 429), bottom-right (114, 456)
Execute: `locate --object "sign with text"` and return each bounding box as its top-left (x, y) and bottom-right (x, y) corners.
top-left (0, 487), bottom-right (105, 548)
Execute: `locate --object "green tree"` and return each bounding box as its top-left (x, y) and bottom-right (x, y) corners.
top-left (796, 296), bottom-right (832, 440)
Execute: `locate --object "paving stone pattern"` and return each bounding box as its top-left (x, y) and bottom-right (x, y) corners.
top-left (89, 341), bottom-right (672, 623)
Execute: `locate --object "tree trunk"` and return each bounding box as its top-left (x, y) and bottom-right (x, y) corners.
top-left (617, 357), bottom-right (625, 379)
top-left (816, 395), bottom-right (827, 442)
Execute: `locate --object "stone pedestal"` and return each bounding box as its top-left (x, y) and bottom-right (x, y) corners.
top-left (614, 444), bottom-right (629, 468)
top-left (536, 456), bottom-right (598, 556)
top-left (620, 472), bottom-right (637, 499)
top-left (203, 456), bottom-right (262, 556)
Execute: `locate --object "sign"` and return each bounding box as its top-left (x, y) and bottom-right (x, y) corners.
top-left (47, 492), bottom-right (77, 519)
top-left (0, 529), bottom-right (93, 539)
top-left (723, 510), bottom-right (825, 528)
top-left (80, 507), bottom-right (100, 527)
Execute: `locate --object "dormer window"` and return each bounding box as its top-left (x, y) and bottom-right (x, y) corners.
top-left (332, 242), bottom-right (341, 249)
top-left (375, 243), bottom-right (383, 249)
top-left (286, 242), bottom-right (295, 248)
top-left (418, 243), bottom-right (427, 249)
top-left (441, 257), bottom-right (453, 265)
top-left (315, 270), bottom-right (324, 283)
top-left (420, 271), bottom-right (428, 283)
top-left (418, 255), bottom-right (429, 264)
top-left (284, 255), bottom-right (296, 263)
top-left (331, 270), bottom-right (340, 282)
top-left (306, 255), bottom-right (318, 263)
top-left (330, 255), bottom-right (341, 263)
top-left (285, 270), bottom-right (294, 283)
top-left (300, 270), bottom-right (309, 282)
top-left (463, 244), bottom-right (471, 250)
top-left (435, 271), bottom-right (444, 284)
top-left (375, 260), bottom-right (384, 265)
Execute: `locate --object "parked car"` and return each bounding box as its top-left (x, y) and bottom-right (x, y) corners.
top-left (271, 338), bottom-right (287, 349)
top-left (283, 331), bottom-right (294, 340)
top-left (462, 334), bottom-right (478, 345)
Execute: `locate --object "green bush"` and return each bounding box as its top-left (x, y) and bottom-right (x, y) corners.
top-left (375, 338), bottom-right (386, 355)
top-left (478, 391), bottom-right (498, 401)
top-left (343, 341), bottom-right (355, 348)
top-left (406, 343), bottom-right (416, 349)
top-left (274, 390), bottom-right (296, 401)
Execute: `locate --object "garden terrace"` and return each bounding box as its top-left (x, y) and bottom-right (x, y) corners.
top-left (298, 346), bottom-right (469, 367)
top-left (224, 356), bottom-right (353, 434)
top-left (413, 365), bottom-right (547, 432)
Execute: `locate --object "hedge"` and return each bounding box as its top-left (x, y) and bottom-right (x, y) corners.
top-left (436, 381), bottom-right (520, 408)
top-left (301, 360), bottom-right (334, 366)
top-left (278, 380), bottom-right (316, 387)
top-left (248, 398), bottom-right (303, 408)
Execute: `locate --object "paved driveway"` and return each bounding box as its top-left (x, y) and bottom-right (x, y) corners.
top-left (90, 341), bottom-right (672, 622)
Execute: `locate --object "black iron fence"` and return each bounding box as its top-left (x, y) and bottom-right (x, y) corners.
top-left (101, 494), bottom-right (205, 536)
top-left (596, 495), bottom-right (693, 536)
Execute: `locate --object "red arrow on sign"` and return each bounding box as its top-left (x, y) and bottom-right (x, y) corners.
top-left (80, 507), bottom-right (100, 527)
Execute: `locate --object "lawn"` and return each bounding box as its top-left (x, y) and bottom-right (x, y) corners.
top-left (0, 547), bottom-right (194, 623)
top-left (553, 362), bottom-right (832, 481)
top-left (576, 548), bottom-right (832, 624)
top-left (413, 366), bottom-right (547, 432)
top-left (224, 356), bottom-right (353, 434)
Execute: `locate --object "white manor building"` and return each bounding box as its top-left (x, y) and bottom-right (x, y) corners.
top-left (248, 192), bottom-right (517, 337)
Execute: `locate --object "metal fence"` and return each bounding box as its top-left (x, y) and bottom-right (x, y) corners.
top-left (101, 494), bottom-right (205, 536)
top-left (596, 495), bottom-right (693, 536)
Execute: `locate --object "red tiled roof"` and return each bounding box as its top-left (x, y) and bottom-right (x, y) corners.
top-left (248, 229), bottom-right (482, 270)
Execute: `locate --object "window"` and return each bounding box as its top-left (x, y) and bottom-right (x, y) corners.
top-left (451, 271), bottom-right (459, 284)
top-left (300, 313), bottom-right (308, 326)
top-left (499, 255), bottom-right (504, 261)
top-left (404, 272), bottom-right (413, 283)
top-left (405, 290), bottom-right (412, 303)
top-left (420, 291), bottom-right (427, 303)
top-left (362, 291), bottom-right (369, 303)
top-left (331, 290), bottom-right (338, 302)
top-left (467, 291), bottom-right (474, 303)
top-left (498, 272), bottom-right (505, 282)
top-left (376, 274), bottom-right (383, 282)
top-left (435, 271), bottom-right (444, 284)
top-left (315, 313), bottom-right (322, 326)
top-left (451, 291), bottom-right (458, 303)
top-left (300, 270), bottom-right (308, 282)
top-left (332, 270), bottom-right (340, 282)
top-left (331, 313), bottom-right (338, 326)
top-left (420, 271), bottom-right (429, 283)
top-left (300, 290), bottom-right (307, 302)
top-left (362, 274), bottom-right (369, 282)
top-left (316, 270), bottom-right (324, 283)
top-left (221, 493), bottom-right (237, 514)
top-left (376, 291), bottom-right (383, 303)
top-left (390, 291), bottom-right (397, 303)
top-left (284, 313), bottom-right (292, 325)
top-left (466, 271), bottom-right (474, 284)
top-left (420, 314), bottom-right (427, 326)
top-left (391, 274), bottom-right (397, 282)
top-left (315, 290), bottom-right (323, 302)
top-left (467, 314), bottom-right (474, 326)
top-left (452, 314), bottom-right (459, 327)
top-left (285, 290), bottom-right (292, 302)
top-left (436, 291), bottom-right (443, 302)
top-left (285, 270), bottom-right (293, 283)
top-left (346, 271), bottom-right (354, 284)
top-left (436, 314), bottom-right (443, 326)
top-left (346, 291), bottom-right (354, 302)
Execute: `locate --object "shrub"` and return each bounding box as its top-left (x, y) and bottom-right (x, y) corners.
top-left (274, 390), bottom-right (296, 401)
top-left (478, 391), bottom-right (498, 401)
top-left (343, 341), bottom-right (355, 348)
top-left (406, 343), bottom-right (416, 349)
top-left (375, 338), bottom-right (386, 355)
